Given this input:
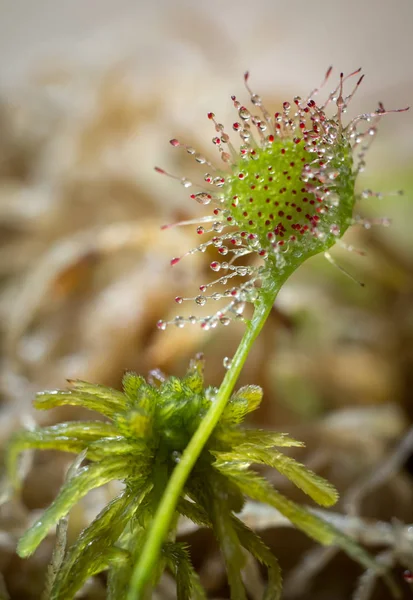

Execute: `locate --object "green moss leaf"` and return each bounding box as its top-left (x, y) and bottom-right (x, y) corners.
top-left (215, 429), bottom-right (305, 449)
top-left (163, 542), bottom-right (207, 600)
top-left (177, 498), bottom-right (211, 528)
top-left (87, 437), bottom-right (147, 460)
top-left (122, 372), bottom-right (146, 402)
top-left (218, 466), bottom-right (378, 571)
top-left (215, 446), bottom-right (338, 507)
top-left (34, 389), bottom-right (123, 419)
top-left (232, 516), bottom-right (282, 600)
top-left (114, 410), bottom-right (153, 438)
top-left (210, 497), bottom-right (247, 600)
top-left (221, 385), bottom-right (263, 425)
top-left (51, 487), bottom-right (150, 600)
top-left (6, 422), bottom-right (119, 488)
top-left (17, 457), bottom-right (129, 558)
top-left (183, 356), bottom-right (205, 394)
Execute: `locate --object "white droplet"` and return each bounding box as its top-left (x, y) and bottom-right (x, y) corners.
top-left (171, 451), bottom-right (181, 463)
top-left (223, 357), bottom-right (233, 369)
top-left (233, 301), bottom-right (246, 315)
top-left (194, 193), bottom-right (212, 206)
top-left (174, 316), bottom-right (185, 328)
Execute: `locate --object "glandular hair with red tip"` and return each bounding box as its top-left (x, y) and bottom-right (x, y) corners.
top-left (155, 68), bottom-right (408, 331)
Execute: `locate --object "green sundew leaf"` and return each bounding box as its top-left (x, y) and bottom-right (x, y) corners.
top-left (215, 447), bottom-right (338, 507)
top-left (6, 422), bottom-right (119, 488)
top-left (122, 372), bottom-right (146, 402)
top-left (217, 466), bottom-right (378, 572)
top-left (221, 385), bottom-right (263, 425)
top-left (163, 542), bottom-right (207, 600)
top-left (51, 486), bottom-right (151, 600)
top-left (215, 429), bottom-right (305, 449)
top-left (34, 389), bottom-right (123, 419)
top-left (210, 498), bottom-right (247, 600)
top-left (17, 457), bottom-right (129, 558)
top-left (232, 516), bottom-right (282, 600)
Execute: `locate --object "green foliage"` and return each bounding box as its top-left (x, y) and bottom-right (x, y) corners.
top-left (224, 135), bottom-right (355, 271)
top-left (7, 355), bottom-right (348, 599)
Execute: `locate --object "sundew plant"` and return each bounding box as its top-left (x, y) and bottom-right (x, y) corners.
top-left (7, 68), bottom-right (408, 599)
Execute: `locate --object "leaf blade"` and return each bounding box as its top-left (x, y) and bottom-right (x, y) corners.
top-left (17, 457), bottom-right (130, 558)
top-left (215, 446), bottom-right (338, 507)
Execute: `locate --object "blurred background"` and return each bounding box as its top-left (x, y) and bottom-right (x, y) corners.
top-left (0, 0), bottom-right (412, 598)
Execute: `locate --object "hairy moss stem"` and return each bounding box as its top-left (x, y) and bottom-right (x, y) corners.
top-left (127, 275), bottom-right (286, 598)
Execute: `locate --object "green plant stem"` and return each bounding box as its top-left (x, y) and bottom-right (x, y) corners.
top-left (127, 278), bottom-right (284, 599)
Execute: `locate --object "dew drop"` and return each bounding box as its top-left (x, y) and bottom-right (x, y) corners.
top-left (175, 296), bottom-right (183, 304)
top-left (197, 226), bottom-right (205, 235)
top-left (361, 189), bottom-right (372, 199)
top-left (195, 295), bottom-right (207, 306)
top-left (192, 193), bottom-right (212, 206)
top-left (239, 107), bottom-right (250, 121)
top-left (233, 301), bottom-right (246, 315)
top-left (246, 287), bottom-right (259, 302)
top-left (171, 450), bottom-right (181, 463)
top-left (181, 178), bottom-right (192, 188)
top-left (214, 177), bottom-right (226, 188)
top-left (220, 317), bottom-right (231, 326)
top-left (157, 320), bottom-right (167, 330)
top-left (174, 316), bottom-right (185, 328)
top-left (223, 356), bottom-right (233, 369)
top-left (210, 261), bottom-right (220, 272)
top-left (403, 570), bottom-right (413, 584)
top-left (250, 94), bottom-right (261, 105)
